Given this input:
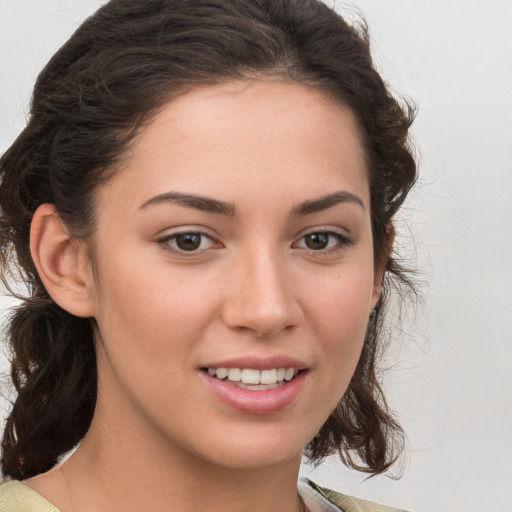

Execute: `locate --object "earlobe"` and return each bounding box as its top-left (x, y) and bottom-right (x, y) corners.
top-left (30, 204), bottom-right (95, 318)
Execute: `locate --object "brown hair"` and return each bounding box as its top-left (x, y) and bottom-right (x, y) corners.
top-left (0, 0), bottom-right (416, 480)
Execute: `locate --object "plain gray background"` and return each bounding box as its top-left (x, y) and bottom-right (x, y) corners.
top-left (1, 1), bottom-right (511, 511)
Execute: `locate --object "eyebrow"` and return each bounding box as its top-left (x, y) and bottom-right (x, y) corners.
top-left (139, 192), bottom-right (237, 216)
top-left (138, 189), bottom-right (364, 217)
top-left (292, 191), bottom-right (365, 216)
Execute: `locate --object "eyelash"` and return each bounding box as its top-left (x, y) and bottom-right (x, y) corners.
top-left (157, 231), bottom-right (218, 256)
top-left (157, 229), bottom-right (355, 256)
top-left (293, 230), bottom-right (355, 254)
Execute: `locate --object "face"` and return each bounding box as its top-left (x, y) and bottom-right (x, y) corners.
top-left (86, 80), bottom-right (381, 470)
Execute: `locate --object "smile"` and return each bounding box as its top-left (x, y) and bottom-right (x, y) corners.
top-left (200, 365), bottom-right (307, 415)
top-left (204, 367), bottom-right (299, 389)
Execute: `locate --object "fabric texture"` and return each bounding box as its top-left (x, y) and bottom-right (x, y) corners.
top-left (0, 478), bottom-right (409, 512)
top-left (0, 480), bottom-right (60, 512)
top-left (304, 479), bottom-right (409, 512)
top-left (298, 477), bottom-right (343, 511)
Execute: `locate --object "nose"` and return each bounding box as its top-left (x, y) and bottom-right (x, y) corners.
top-left (221, 248), bottom-right (303, 338)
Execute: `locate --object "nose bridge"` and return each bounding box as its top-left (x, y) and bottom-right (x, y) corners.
top-left (222, 244), bottom-right (301, 337)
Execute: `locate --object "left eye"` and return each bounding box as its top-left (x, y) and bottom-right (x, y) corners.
top-left (295, 231), bottom-right (352, 251)
top-left (161, 232), bottom-right (216, 252)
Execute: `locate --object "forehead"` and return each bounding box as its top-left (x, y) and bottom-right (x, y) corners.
top-left (97, 79), bottom-right (369, 211)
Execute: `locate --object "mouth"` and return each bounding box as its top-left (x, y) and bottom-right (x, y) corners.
top-left (199, 356), bottom-right (309, 414)
top-left (201, 367), bottom-right (304, 391)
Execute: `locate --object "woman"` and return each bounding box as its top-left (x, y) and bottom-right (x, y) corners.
top-left (0, 0), bottom-right (416, 510)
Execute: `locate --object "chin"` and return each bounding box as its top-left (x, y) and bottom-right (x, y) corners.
top-left (208, 446), bottom-right (302, 472)
top-left (185, 424), bottom-right (311, 471)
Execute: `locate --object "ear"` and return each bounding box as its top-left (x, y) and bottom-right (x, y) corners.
top-left (30, 204), bottom-right (95, 318)
top-left (372, 223), bottom-right (395, 306)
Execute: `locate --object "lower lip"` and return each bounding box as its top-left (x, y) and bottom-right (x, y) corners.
top-left (200, 371), bottom-right (307, 415)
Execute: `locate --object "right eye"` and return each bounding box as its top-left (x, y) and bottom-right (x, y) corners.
top-left (158, 231), bottom-right (217, 254)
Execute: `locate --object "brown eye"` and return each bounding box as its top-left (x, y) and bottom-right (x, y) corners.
top-left (175, 233), bottom-right (202, 251)
top-left (160, 231), bottom-right (216, 253)
top-left (295, 230), bottom-right (355, 253)
top-left (304, 233), bottom-right (329, 250)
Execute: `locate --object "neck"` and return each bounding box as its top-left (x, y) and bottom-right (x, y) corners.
top-left (53, 396), bottom-right (304, 512)
top-left (66, 432), bottom-right (303, 512)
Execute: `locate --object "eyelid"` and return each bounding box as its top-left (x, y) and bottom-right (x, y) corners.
top-left (293, 227), bottom-right (356, 253)
top-left (156, 227), bottom-right (222, 255)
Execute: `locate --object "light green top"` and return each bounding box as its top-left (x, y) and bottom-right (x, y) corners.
top-left (307, 480), bottom-right (409, 512)
top-left (0, 479), bottom-right (409, 512)
top-left (0, 481), bottom-right (60, 512)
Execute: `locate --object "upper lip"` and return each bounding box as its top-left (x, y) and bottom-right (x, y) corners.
top-left (201, 355), bottom-right (308, 371)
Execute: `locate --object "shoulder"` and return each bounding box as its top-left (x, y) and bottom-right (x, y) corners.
top-left (307, 479), bottom-right (410, 512)
top-left (0, 480), bottom-right (61, 512)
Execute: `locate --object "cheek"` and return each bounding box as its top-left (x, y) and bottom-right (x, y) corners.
top-left (307, 268), bottom-right (374, 338)
top-left (91, 263), bottom-right (214, 427)
top-left (92, 256), bottom-right (219, 368)
top-left (303, 268), bottom-right (373, 395)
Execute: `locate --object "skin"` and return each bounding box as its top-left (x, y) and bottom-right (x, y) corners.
top-left (26, 79), bottom-right (385, 512)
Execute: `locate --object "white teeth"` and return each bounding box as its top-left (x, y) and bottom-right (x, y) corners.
top-left (227, 368), bottom-right (241, 382)
top-left (216, 367), bottom-right (228, 379)
top-left (284, 368), bottom-right (295, 381)
top-left (260, 369), bottom-right (277, 385)
top-left (206, 367), bottom-right (299, 385)
top-left (241, 368), bottom-right (260, 385)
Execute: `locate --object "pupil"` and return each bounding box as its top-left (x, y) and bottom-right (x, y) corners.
top-left (306, 233), bottom-right (329, 250)
top-left (176, 233), bottom-right (201, 251)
